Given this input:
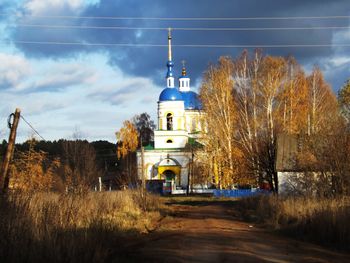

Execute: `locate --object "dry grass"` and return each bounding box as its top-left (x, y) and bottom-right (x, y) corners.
top-left (0, 190), bottom-right (162, 263)
top-left (239, 195), bottom-right (350, 250)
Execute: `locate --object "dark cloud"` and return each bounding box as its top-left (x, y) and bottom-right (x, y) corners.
top-left (9, 0), bottom-right (350, 89)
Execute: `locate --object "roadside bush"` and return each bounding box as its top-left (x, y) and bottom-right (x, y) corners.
top-left (240, 195), bottom-right (350, 250)
top-left (0, 190), bottom-right (162, 263)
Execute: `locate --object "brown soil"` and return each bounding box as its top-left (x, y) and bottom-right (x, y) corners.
top-left (124, 198), bottom-right (350, 263)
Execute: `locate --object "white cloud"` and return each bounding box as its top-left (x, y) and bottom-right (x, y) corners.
top-left (0, 53), bottom-right (31, 88)
top-left (24, 0), bottom-right (99, 15)
top-left (329, 56), bottom-right (350, 68)
top-left (0, 52), bottom-right (161, 142)
top-left (333, 29), bottom-right (350, 43)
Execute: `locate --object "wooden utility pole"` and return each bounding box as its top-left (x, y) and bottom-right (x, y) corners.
top-left (0, 108), bottom-right (21, 191)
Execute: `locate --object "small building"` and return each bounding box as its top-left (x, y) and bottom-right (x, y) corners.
top-left (136, 30), bottom-right (204, 189)
top-left (276, 133), bottom-right (300, 193)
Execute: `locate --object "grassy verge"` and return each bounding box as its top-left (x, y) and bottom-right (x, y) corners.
top-left (0, 190), bottom-right (162, 263)
top-left (238, 195), bottom-right (350, 251)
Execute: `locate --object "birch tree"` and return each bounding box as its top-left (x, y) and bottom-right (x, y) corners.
top-left (307, 67), bottom-right (338, 135)
top-left (277, 57), bottom-right (309, 134)
top-left (116, 120), bottom-right (138, 184)
top-left (200, 51), bottom-right (342, 193)
top-left (233, 50), bottom-right (262, 184)
top-left (200, 57), bottom-right (245, 188)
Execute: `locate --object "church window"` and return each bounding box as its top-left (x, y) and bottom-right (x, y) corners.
top-left (167, 113), bottom-right (173, 130)
top-left (166, 139), bottom-right (173, 143)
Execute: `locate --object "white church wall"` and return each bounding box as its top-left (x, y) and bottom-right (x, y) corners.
top-left (137, 150), bottom-right (191, 187)
top-left (154, 130), bottom-right (188, 148)
top-left (158, 101), bottom-right (185, 131)
top-left (184, 110), bottom-right (203, 133)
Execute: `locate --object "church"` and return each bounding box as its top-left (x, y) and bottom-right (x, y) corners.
top-left (136, 30), bottom-right (204, 190)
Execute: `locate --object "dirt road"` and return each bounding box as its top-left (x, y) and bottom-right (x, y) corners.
top-left (127, 199), bottom-right (350, 263)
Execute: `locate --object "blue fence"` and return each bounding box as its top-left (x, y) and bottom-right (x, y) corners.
top-left (213, 189), bottom-right (270, 198)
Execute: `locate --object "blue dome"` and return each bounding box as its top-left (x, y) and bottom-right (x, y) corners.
top-left (159, 88), bottom-right (183, 101)
top-left (181, 91), bottom-right (202, 110)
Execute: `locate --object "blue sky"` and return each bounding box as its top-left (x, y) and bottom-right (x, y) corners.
top-left (0, 0), bottom-right (350, 142)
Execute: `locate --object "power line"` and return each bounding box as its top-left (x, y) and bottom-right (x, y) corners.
top-left (2, 13), bottom-right (350, 21)
top-left (20, 115), bottom-right (45, 141)
top-left (6, 40), bottom-right (350, 48)
top-left (12, 24), bottom-right (350, 31)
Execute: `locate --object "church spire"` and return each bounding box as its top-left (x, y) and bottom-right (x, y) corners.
top-left (166, 28), bottom-right (175, 88)
top-left (181, 60), bottom-right (187, 76)
top-left (168, 28), bottom-right (172, 61)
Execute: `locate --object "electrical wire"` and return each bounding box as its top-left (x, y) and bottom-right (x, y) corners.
top-left (12, 24), bottom-right (350, 31)
top-left (6, 40), bottom-right (350, 48)
top-left (1, 13), bottom-right (350, 21)
top-left (20, 115), bottom-right (45, 141)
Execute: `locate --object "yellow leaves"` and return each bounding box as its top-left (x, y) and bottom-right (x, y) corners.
top-left (117, 120), bottom-right (138, 159)
top-left (200, 57), bottom-right (242, 187)
top-left (307, 67), bottom-right (338, 134)
top-left (9, 140), bottom-right (59, 192)
top-left (200, 50), bottom-right (339, 189)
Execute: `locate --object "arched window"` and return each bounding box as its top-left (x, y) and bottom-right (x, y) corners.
top-left (166, 139), bottom-right (173, 143)
top-left (167, 113), bottom-right (173, 130)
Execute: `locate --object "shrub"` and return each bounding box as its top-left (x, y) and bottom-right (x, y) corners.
top-left (0, 190), bottom-right (161, 263)
top-left (240, 195), bottom-right (350, 250)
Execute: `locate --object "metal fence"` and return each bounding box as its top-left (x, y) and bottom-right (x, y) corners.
top-left (213, 189), bottom-right (270, 198)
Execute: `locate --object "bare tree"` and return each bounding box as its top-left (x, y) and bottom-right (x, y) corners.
top-left (132, 112), bottom-right (156, 146)
top-left (61, 139), bottom-right (102, 192)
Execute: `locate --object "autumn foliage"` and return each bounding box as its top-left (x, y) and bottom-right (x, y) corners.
top-left (116, 120), bottom-right (139, 185)
top-left (200, 51), bottom-right (342, 192)
top-left (10, 139), bottom-right (59, 192)
top-left (6, 138), bottom-right (105, 193)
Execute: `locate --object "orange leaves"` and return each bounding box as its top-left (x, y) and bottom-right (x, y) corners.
top-left (200, 50), bottom-right (339, 190)
top-left (200, 57), bottom-right (239, 188)
top-left (116, 120), bottom-right (138, 159)
top-left (307, 67), bottom-right (338, 135)
top-left (10, 139), bottom-right (59, 192)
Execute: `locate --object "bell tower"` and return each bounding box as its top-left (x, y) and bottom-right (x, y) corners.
top-left (179, 60), bottom-right (190, 92)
